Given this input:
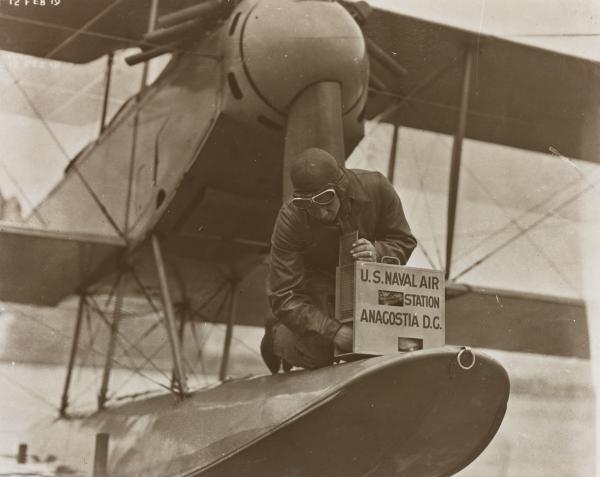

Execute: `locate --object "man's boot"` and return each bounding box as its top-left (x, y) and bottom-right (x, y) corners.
top-left (260, 328), bottom-right (281, 374)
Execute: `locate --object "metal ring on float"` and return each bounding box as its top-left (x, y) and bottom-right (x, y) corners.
top-left (457, 346), bottom-right (476, 370)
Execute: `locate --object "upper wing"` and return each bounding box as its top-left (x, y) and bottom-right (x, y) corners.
top-left (2, 0), bottom-right (598, 159)
top-left (363, 4), bottom-right (600, 163)
top-left (0, 0), bottom-right (198, 63)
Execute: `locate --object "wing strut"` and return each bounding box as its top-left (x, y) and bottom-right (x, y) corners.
top-left (99, 53), bottom-right (114, 135)
top-left (59, 292), bottom-right (86, 417)
top-left (219, 277), bottom-right (240, 381)
top-left (98, 273), bottom-right (127, 410)
top-left (123, 0), bottom-right (159, 233)
top-left (387, 123), bottom-right (399, 183)
top-left (141, 0), bottom-right (160, 89)
top-left (445, 46), bottom-right (475, 280)
top-left (152, 234), bottom-right (189, 397)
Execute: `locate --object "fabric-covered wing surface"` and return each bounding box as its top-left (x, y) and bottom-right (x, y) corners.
top-left (2, 0), bottom-right (598, 159)
top-left (0, 0), bottom-right (198, 63)
top-left (0, 223), bottom-right (124, 305)
top-left (0, 43), bottom-right (223, 307)
top-left (446, 283), bottom-right (589, 359)
top-left (364, 6), bottom-right (600, 163)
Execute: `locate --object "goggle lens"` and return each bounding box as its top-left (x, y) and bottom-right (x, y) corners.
top-left (292, 188), bottom-right (336, 209)
top-left (312, 189), bottom-right (336, 205)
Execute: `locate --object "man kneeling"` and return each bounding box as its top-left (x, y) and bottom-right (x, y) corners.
top-left (261, 148), bottom-right (417, 373)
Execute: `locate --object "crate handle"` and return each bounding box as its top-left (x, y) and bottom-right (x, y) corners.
top-left (381, 256), bottom-right (400, 265)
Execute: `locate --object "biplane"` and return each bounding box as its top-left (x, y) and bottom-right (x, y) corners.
top-left (0, 0), bottom-right (597, 475)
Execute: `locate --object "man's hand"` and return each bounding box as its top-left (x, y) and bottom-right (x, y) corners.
top-left (351, 238), bottom-right (377, 262)
top-left (333, 324), bottom-right (353, 352)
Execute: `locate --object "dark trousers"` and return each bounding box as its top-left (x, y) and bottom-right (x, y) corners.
top-left (267, 272), bottom-right (336, 370)
top-left (272, 322), bottom-right (334, 370)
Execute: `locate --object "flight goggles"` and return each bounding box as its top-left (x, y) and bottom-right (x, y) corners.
top-left (291, 187), bottom-right (337, 210)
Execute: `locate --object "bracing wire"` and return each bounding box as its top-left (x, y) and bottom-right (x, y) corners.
top-left (129, 268), bottom-right (227, 386)
top-left (0, 159), bottom-right (47, 225)
top-left (0, 58), bottom-right (127, 240)
top-left (102, 273), bottom-right (121, 310)
top-left (46, 0), bottom-right (128, 60)
top-left (107, 338), bottom-right (170, 400)
top-left (86, 296), bottom-right (171, 382)
top-left (188, 319), bottom-right (208, 384)
top-left (452, 175), bottom-right (600, 281)
top-left (87, 295), bottom-right (143, 374)
top-left (71, 303), bottom-right (96, 400)
top-left (229, 331), bottom-right (263, 360)
top-left (0, 366), bottom-right (59, 412)
top-left (93, 268), bottom-right (235, 393)
top-left (452, 172), bottom-right (585, 263)
top-left (452, 162), bottom-right (577, 291)
top-left (371, 78), bottom-right (595, 289)
top-left (368, 84), bottom-right (537, 133)
top-left (405, 126), bottom-right (443, 269)
top-left (368, 58), bottom-right (458, 130)
top-left (129, 268), bottom-right (161, 315)
top-left (69, 305), bottom-right (102, 405)
top-left (190, 284), bottom-right (232, 376)
top-left (397, 91), bottom-right (459, 270)
top-left (0, 11), bottom-right (222, 61)
top-left (5, 307), bottom-right (170, 407)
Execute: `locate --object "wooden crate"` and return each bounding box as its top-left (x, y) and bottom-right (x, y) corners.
top-left (335, 262), bottom-right (445, 359)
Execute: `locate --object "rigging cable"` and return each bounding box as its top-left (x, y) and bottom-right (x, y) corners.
top-left (107, 337), bottom-right (170, 401)
top-left (189, 318), bottom-right (211, 385)
top-left (0, 58), bottom-right (127, 240)
top-left (44, 0), bottom-right (127, 60)
top-left (368, 81), bottom-right (599, 287)
top-left (190, 284), bottom-right (233, 378)
top-left (452, 172), bottom-right (585, 263)
top-left (0, 366), bottom-right (59, 412)
top-left (451, 162), bottom-right (577, 292)
top-left (405, 123), bottom-right (445, 269)
top-left (86, 295), bottom-right (172, 382)
top-left (82, 294), bottom-right (166, 396)
top-left (368, 86), bottom-right (538, 133)
top-left (369, 58), bottom-right (458, 127)
top-left (0, 159), bottom-right (46, 226)
top-left (130, 268), bottom-right (220, 386)
top-left (3, 307), bottom-right (171, 406)
top-left (123, 267), bottom-right (232, 388)
top-left (452, 175), bottom-right (600, 281)
top-left (0, 11), bottom-right (222, 63)
top-left (69, 304), bottom-right (102, 405)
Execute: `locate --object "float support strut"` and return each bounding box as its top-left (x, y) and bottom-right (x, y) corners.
top-left (60, 292), bottom-right (86, 417)
top-left (219, 279), bottom-right (240, 381)
top-left (98, 275), bottom-right (126, 410)
top-left (152, 234), bottom-right (188, 397)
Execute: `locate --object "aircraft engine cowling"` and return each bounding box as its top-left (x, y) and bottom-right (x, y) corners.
top-left (222, 0), bottom-right (369, 146)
